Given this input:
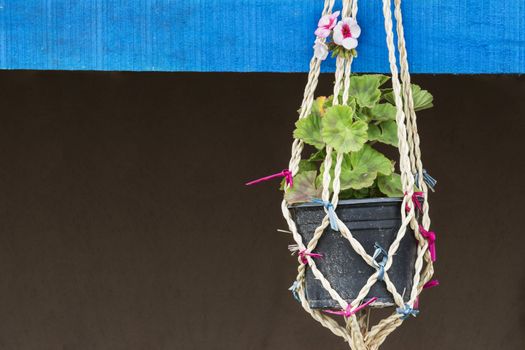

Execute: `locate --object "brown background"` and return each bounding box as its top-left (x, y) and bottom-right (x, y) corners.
top-left (0, 72), bottom-right (523, 349)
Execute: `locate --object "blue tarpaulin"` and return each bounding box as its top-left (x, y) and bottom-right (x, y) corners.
top-left (0, 1), bottom-right (523, 73)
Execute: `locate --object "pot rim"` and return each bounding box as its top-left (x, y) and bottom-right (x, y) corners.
top-left (288, 196), bottom-right (403, 209)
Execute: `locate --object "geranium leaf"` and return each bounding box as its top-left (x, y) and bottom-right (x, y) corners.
top-left (284, 171), bottom-right (322, 204)
top-left (340, 145), bottom-right (392, 190)
top-left (352, 188), bottom-right (370, 198)
top-left (367, 123), bottom-right (382, 141)
top-left (369, 103), bottom-right (397, 121)
top-left (411, 84), bottom-right (434, 111)
top-left (308, 149), bottom-right (326, 162)
top-left (367, 121), bottom-right (398, 146)
top-left (349, 75), bottom-right (383, 108)
top-left (377, 173), bottom-right (403, 197)
top-left (383, 84), bottom-right (433, 112)
top-left (321, 105), bottom-right (368, 153)
top-left (299, 160), bottom-right (318, 172)
top-left (293, 113), bottom-right (324, 149)
top-left (376, 75), bottom-right (391, 87)
top-left (378, 120), bottom-right (399, 146)
top-left (355, 107), bottom-right (372, 121)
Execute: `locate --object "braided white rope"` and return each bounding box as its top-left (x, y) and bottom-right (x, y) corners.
top-left (289, 0), bottom-right (337, 177)
top-left (392, 0), bottom-right (435, 304)
top-left (280, 0), bottom-right (360, 342)
top-left (279, 0), bottom-right (434, 348)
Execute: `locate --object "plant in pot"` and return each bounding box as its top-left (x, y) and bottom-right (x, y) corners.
top-left (284, 74), bottom-right (434, 308)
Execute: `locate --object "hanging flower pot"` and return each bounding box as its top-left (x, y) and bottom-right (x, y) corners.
top-left (247, 0), bottom-right (439, 348)
top-left (282, 72), bottom-right (435, 309)
top-left (289, 198), bottom-right (419, 308)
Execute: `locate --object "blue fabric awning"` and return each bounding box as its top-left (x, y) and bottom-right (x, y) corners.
top-left (0, 1), bottom-right (523, 73)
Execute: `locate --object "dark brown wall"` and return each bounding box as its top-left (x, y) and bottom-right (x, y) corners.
top-left (0, 72), bottom-right (523, 350)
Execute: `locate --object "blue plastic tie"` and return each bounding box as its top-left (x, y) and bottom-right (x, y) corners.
top-left (373, 243), bottom-right (388, 281)
top-left (288, 281), bottom-right (300, 302)
top-left (415, 169), bottom-right (437, 192)
top-left (311, 199), bottom-right (339, 231)
top-left (396, 304), bottom-right (420, 320)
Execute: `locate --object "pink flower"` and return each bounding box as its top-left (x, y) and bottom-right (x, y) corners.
top-left (333, 17), bottom-right (361, 50)
top-left (314, 11), bottom-right (340, 38)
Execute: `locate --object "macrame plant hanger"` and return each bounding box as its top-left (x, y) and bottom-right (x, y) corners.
top-left (281, 0), bottom-right (436, 348)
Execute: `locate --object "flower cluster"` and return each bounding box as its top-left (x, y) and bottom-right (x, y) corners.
top-left (313, 11), bottom-right (361, 61)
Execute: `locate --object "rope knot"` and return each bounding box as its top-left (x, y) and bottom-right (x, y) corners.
top-left (245, 168), bottom-right (293, 187)
top-left (372, 243), bottom-right (388, 281)
top-left (311, 198), bottom-right (339, 231)
top-left (298, 250), bottom-right (323, 265)
top-left (324, 297), bottom-right (378, 318)
top-left (288, 244), bottom-right (323, 265)
top-left (280, 169), bottom-right (293, 187)
top-left (405, 191), bottom-right (424, 213)
top-left (419, 225), bottom-right (437, 262)
top-left (396, 304), bottom-right (419, 320)
top-left (415, 169), bottom-right (437, 192)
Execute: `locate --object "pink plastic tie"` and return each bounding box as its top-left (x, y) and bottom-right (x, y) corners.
top-left (405, 191), bottom-right (424, 212)
top-left (423, 279), bottom-right (440, 289)
top-left (245, 169), bottom-right (293, 187)
top-left (298, 250), bottom-right (323, 265)
top-left (415, 279), bottom-right (440, 308)
top-left (419, 225), bottom-right (437, 262)
top-left (324, 297), bottom-right (378, 318)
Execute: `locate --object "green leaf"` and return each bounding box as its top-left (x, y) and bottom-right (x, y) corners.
top-left (369, 103), bottom-right (397, 121)
top-left (299, 160), bottom-right (318, 172)
top-left (368, 120), bottom-right (398, 146)
top-left (308, 149), bottom-right (326, 162)
top-left (284, 171), bottom-right (322, 204)
top-left (355, 107), bottom-right (372, 122)
top-left (369, 181), bottom-right (384, 198)
top-left (367, 123), bottom-right (382, 141)
top-left (338, 188), bottom-right (355, 200)
top-left (381, 88), bottom-right (393, 99)
top-left (344, 97), bottom-right (357, 111)
top-left (367, 121), bottom-right (399, 146)
top-left (293, 113), bottom-right (324, 149)
top-left (379, 121), bottom-right (398, 146)
top-left (349, 75), bottom-right (383, 108)
top-left (353, 188), bottom-right (370, 199)
top-left (340, 145), bottom-right (393, 190)
top-left (411, 84), bottom-right (434, 111)
top-left (377, 173), bottom-right (403, 197)
top-left (321, 105), bottom-right (368, 153)
top-left (376, 75), bottom-right (391, 87)
top-left (324, 95), bottom-right (334, 109)
top-left (383, 84), bottom-right (434, 112)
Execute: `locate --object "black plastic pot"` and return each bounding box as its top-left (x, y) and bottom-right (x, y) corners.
top-left (289, 197), bottom-right (417, 309)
